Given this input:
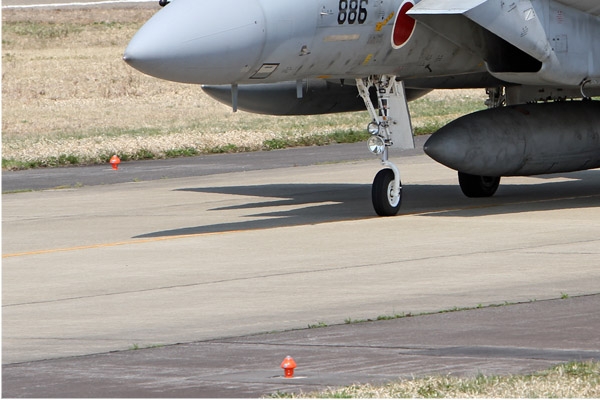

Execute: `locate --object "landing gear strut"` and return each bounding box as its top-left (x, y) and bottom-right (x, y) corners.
top-left (356, 75), bottom-right (414, 216)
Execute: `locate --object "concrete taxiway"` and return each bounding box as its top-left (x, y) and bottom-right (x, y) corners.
top-left (3, 145), bottom-right (600, 396)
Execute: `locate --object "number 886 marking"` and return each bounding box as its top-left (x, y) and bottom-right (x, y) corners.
top-left (338, 0), bottom-right (368, 24)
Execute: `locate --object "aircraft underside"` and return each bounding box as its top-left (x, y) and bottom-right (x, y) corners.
top-left (201, 75), bottom-right (600, 216)
top-left (124, 0), bottom-right (600, 216)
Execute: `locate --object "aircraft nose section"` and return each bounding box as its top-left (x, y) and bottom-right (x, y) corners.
top-left (123, 0), bottom-right (266, 84)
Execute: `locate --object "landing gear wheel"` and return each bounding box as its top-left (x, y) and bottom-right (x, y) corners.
top-left (372, 169), bottom-right (401, 216)
top-left (458, 172), bottom-right (501, 197)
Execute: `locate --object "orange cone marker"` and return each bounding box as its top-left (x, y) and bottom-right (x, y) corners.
top-left (280, 356), bottom-right (297, 378)
top-left (109, 155), bottom-right (121, 170)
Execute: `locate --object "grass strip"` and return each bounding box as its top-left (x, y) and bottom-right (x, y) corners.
top-left (270, 361), bottom-right (600, 398)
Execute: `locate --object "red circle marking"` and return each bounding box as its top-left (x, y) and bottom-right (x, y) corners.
top-left (392, 1), bottom-right (416, 48)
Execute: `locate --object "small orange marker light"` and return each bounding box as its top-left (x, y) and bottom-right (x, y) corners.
top-left (280, 356), bottom-right (297, 378)
top-left (109, 155), bottom-right (121, 170)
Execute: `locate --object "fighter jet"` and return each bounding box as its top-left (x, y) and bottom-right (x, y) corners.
top-left (123, 0), bottom-right (600, 216)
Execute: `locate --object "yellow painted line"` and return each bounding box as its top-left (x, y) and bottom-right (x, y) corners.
top-left (2, 230), bottom-right (240, 259)
top-left (2, 217), bottom-right (372, 259)
top-left (4, 193), bottom-right (597, 259)
top-left (375, 12), bottom-right (395, 32)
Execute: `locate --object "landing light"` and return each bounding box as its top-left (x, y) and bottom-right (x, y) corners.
top-left (367, 135), bottom-right (385, 155)
top-left (367, 121), bottom-right (380, 135)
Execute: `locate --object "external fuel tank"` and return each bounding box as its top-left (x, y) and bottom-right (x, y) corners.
top-left (424, 101), bottom-right (600, 177)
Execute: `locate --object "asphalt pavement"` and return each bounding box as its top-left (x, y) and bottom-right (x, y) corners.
top-left (2, 142), bottom-right (383, 193)
top-left (3, 295), bottom-right (599, 397)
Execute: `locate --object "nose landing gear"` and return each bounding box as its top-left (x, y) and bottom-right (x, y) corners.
top-left (356, 75), bottom-right (414, 216)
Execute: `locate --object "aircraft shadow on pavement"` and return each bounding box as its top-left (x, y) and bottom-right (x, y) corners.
top-left (135, 183), bottom-right (375, 238)
top-left (420, 170), bottom-right (600, 217)
top-left (135, 172), bottom-right (598, 238)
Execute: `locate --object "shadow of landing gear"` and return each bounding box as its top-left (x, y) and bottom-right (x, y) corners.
top-left (134, 169), bottom-right (600, 238)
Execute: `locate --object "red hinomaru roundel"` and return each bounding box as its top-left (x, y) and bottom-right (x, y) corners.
top-left (392, 0), bottom-right (416, 49)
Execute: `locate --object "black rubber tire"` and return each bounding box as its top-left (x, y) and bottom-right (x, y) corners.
top-left (458, 172), bottom-right (501, 198)
top-left (372, 169), bottom-right (401, 216)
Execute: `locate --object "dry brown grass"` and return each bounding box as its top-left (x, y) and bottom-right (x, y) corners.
top-left (273, 361), bottom-right (600, 398)
top-left (2, 6), bottom-right (485, 167)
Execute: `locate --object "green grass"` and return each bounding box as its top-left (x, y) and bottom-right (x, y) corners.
top-left (4, 21), bottom-right (83, 40)
top-left (164, 147), bottom-right (200, 158)
top-left (1, 129), bottom-right (373, 170)
top-left (341, 301), bottom-right (520, 327)
top-left (263, 130), bottom-right (370, 151)
top-left (2, 154), bottom-right (81, 169)
top-left (308, 322), bottom-right (328, 329)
